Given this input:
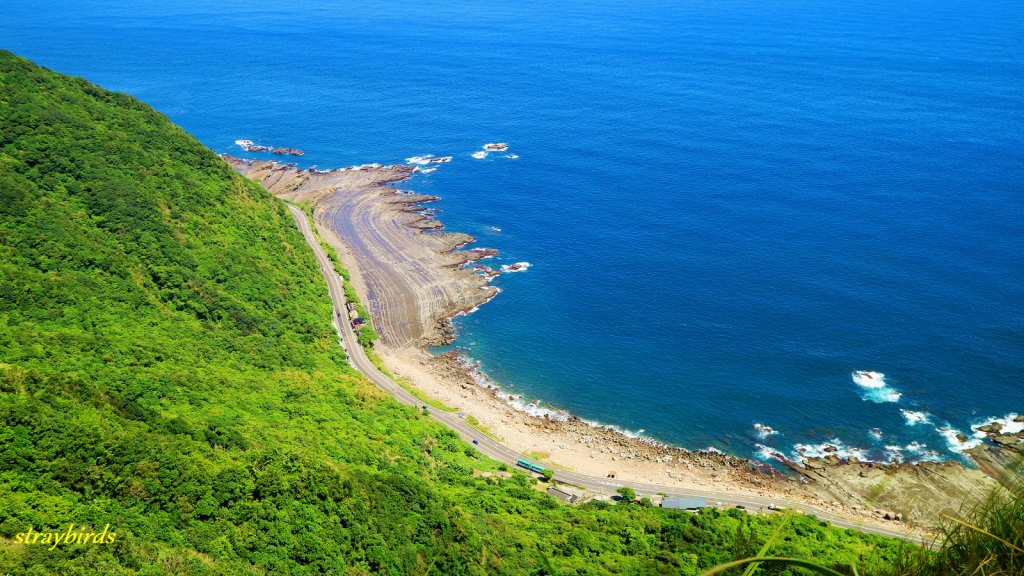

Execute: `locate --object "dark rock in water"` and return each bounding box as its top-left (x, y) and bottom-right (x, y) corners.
top-left (251, 145), bottom-right (303, 156)
top-left (1015, 415), bottom-right (1024, 423)
top-left (956, 433), bottom-right (969, 443)
top-left (977, 422), bottom-right (1004, 434)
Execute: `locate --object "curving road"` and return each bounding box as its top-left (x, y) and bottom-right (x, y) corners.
top-left (287, 204), bottom-right (929, 546)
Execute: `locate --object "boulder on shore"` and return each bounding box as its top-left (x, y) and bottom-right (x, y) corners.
top-left (993, 435), bottom-right (1020, 447)
top-left (977, 423), bottom-right (1004, 434)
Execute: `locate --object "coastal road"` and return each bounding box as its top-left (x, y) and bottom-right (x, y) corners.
top-left (287, 204), bottom-right (929, 546)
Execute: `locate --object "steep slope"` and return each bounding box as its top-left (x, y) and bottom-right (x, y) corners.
top-left (0, 51), bottom-right (910, 575)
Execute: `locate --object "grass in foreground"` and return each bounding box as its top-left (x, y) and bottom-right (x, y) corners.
top-left (884, 480), bottom-right (1022, 576)
top-left (699, 479), bottom-right (1023, 576)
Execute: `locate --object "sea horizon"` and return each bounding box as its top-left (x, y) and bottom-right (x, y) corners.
top-left (5, 0), bottom-right (1021, 467)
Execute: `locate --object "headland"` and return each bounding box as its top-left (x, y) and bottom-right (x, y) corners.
top-left (225, 153), bottom-right (1018, 532)
top-left (225, 155), bottom-right (499, 348)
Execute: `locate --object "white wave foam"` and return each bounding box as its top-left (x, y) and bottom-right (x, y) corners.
top-left (420, 167), bottom-right (437, 174)
top-left (471, 151), bottom-right (488, 159)
top-left (792, 439), bottom-right (867, 462)
top-left (453, 351), bottom-right (672, 444)
top-left (900, 409), bottom-right (931, 425)
top-left (852, 370), bottom-right (886, 388)
top-left (754, 423), bottom-right (778, 438)
top-left (755, 443), bottom-right (786, 461)
top-left (578, 418), bottom-right (661, 444)
top-left (235, 139), bottom-right (254, 147)
top-left (789, 438), bottom-right (943, 465)
top-left (487, 226), bottom-right (502, 233)
top-left (866, 387), bottom-right (902, 403)
top-left (501, 261), bottom-right (531, 273)
top-left (972, 413), bottom-right (1024, 437)
top-left (405, 155), bottom-right (434, 165)
top-left (936, 425), bottom-right (983, 453)
top-left (505, 154), bottom-right (519, 159)
top-left (512, 397), bottom-right (572, 421)
top-left (852, 370), bottom-right (901, 403)
top-left (869, 428), bottom-right (883, 440)
top-left (902, 442), bottom-right (943, 462)
top-left (878, 441), bottom-right (943, 463)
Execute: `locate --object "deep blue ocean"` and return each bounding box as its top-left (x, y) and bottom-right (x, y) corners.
top-left (5, 0), bottom-right (1022, 465)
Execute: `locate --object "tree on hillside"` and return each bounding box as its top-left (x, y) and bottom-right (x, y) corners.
top-left (617, 487), bottom-right (636, 504)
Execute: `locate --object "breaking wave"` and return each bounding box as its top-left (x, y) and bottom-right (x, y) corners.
top-left (792, 439), bottom-right (867, 462)
top-left (936, 425), bottom-right (983, 453)
top-left (972, 413), bottom-right (1024, 436)
top-left (900, 409), bottom-right (931, 426)
top-left (852, 370), bottom-right (902, 403)
top-left (501, 262), bottom-right (531, 273)
top-left (405, 154), bottom-right (434, 165)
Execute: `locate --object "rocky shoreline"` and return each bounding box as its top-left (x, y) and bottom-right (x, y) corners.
top-left (965, 418), bottom-right (1024, 488)
top-left (224, 154), bottom-right (515, 348)
top-left (228, 153), bottom-right (1013, 531)
top-left (408, 349), bottom-right (1006, 529)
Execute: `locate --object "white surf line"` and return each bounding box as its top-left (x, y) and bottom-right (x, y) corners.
top-left (286, 203), bottom-right (927, 545)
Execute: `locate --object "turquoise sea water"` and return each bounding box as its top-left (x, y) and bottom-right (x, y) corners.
top-left (5, 0), bottom-right (1022, 465)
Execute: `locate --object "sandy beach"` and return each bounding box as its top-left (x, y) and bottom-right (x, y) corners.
top-left (227, 154), bottom-right (1003, 532)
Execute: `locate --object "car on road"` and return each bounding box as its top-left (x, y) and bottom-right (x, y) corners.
top-left (735, 505), bottom-right (746, 510)
top-left (472, 439), bottom-right (479, 445)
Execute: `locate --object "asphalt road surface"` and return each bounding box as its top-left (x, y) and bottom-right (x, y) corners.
top-left (287, 204), bottom-right (927, 546)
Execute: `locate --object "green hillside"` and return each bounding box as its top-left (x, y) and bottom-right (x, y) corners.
top-left (0, 50), bottom-right (912, 575)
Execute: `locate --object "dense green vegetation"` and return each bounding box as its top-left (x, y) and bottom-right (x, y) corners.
top-left (885, 483), bottom-right (1022, 576)
top-left (298, 201), bottom-right (381, 351)
top-left (0, 50), bottom-right (924, 574)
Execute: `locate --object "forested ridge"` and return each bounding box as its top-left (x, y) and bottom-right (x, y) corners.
top-left (0, 50), bottom-right (914, 575)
